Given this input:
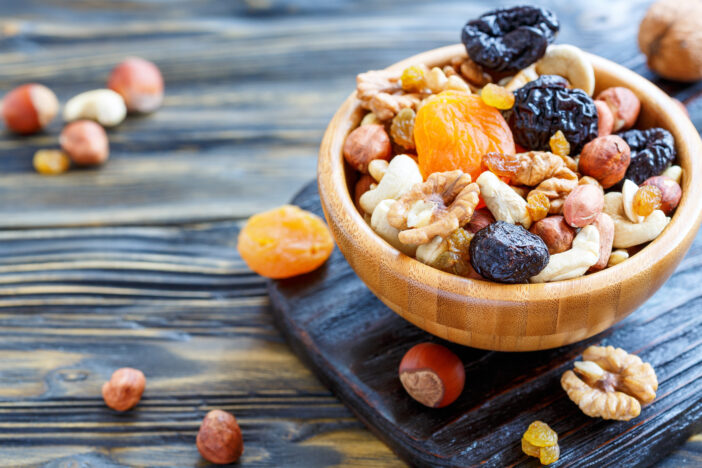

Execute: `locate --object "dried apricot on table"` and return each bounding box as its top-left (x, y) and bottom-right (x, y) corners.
top-left (414, 90), bottom-right (515, 180)
top-left (237, 205), bottom-right (333, 279)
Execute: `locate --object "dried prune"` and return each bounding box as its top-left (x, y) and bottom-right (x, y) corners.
top-left (505, 75), bottom-right (598, 154)
top-left (461, 6), bottom-right (559, 73)
top-left (618, 128), bottom-right (676, 184)
top-left (469, 221), bottom-right (549, 283)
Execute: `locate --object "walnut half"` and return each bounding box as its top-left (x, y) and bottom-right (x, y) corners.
top-left (561, 345), bottom-right (658, 421)
top-left (387, 170), bottom-right (480, 245)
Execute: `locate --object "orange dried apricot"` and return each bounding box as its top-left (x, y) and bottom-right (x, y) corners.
top-left (414, 91), bottom-right (515, 181)
top-left (237, 205), bottom-right (333, 279)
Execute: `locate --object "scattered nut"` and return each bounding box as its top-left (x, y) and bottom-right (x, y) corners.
top-left (621, 179), bottom-right (644, 223)
top-left (371, 199), bottom-right (417, 257)
top-left (561, 345), bottom-right (657, 420)
top-left (60, 120), bottom-right (110, 166)
top-left (64, 89), bottom-right (127, 127)
top-left (594, 100), bottom-right (614, 136)
top-left (578, 135), bottom-right (631, 189)
top-left (1, 83), bottom-right (59, 134)
top-left (529, 215), bottom-right (575, 254)
top-left (642, 175), bottom-right (681, 215)
top-left (466, 208), bottom-right (495, 233)
top-left (477, 171), bottom-right (531, 229)
top-left (388, 171), bottom-right (480, 245)
top-left (563, 184), bottom-right (604, 228)
top-left (607, 249), bottom-right (630, 267)
top-left (596, 87), bottom-right (641, 132)
top-left (108, 57), bottom-right (164, 113)
top-left (359, 154), bottom-right (423, 214)
top-left (603, 192), bottom-right (670, 248)
top-left (342, 124), bottom-right (392, 173)
top-left (102, 367), bottom-right (146, 411)
top-left (504, 64), bottom-right (538, 92)
top-left (638, 0), bottom-right (702, 82)
top-left (398, 342), bottom-right (465, 408)
top-left (588, 213), bottom-right (615, 272)
top-left (197, 409), bottom-right (244, 465)
top-left (530, 225), bottom-right (600, 283)
top-left (33, 149), bottom-right (71, 176)
top-left (662, 165), bottom-right (683, 184)
top-left (535, 44), bottom-right (595, 95)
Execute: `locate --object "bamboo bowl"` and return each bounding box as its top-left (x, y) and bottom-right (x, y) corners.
top-left (318, 44), bottom-right (702, 352)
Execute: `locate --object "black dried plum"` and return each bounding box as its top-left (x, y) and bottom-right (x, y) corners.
top-left (505, 75), bottom-right (598, 154)
top-left (618, 128), bottom-right (676, 185)
top-left (469, 221), bottom-right (549, 284)
top-left (461, 6), bottom-right (559, 73)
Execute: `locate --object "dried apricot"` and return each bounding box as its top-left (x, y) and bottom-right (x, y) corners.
top-left (414, 91), bottom-right (515, 180)
top-left (480, 83), bottom-right (515, 110)
top-left (633, 185), bottom-right (662, 217)
top-left (237, 205), bottom-right (333, 279)
top-left (527, 191), bottom-right (551, 222)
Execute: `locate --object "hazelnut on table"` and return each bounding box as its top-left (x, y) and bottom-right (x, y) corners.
top-left (197, 409), bottom-right (244, 465)
top-left (108, 57), bottom-right (164, 113)
top-left (1, 83), bottom-right (59, 134)
top-left (60, 120), bottom-right (110, 166)
top-left (102, 367), bottom-right (146, 411)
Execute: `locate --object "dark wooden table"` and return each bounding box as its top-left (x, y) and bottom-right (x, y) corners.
top-left (0, 1), bottom-right (699, 466)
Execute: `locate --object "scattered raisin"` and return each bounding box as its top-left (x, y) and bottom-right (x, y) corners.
top-left (469, 221), bottom-right (549, 283)
top-left (461, 6), bottom-right (559, 73)
top-left (618, 128), bottom-right (676, 185)
top-left (390, 108), bottom-right (416, 150)
top-left (505, 75), bottom-right (598, 154)
top-left (527, 191), bottom-right (550, 222)
top-left (480, 83), bottom-right (515, 109)
top-left (549, 130), bottom-right (570, 156)
top-left (633, 185), bottom-right (662, 217)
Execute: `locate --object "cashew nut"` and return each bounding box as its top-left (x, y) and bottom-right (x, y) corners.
top-left (535, 44), bottom-right (595, 96)
top-left (370, 199), bottom-right (417, 257)
top-left (607, 249), bottom-right (629, 267)
top-left (621, 179), bottom-right (644, 223)
top-left (359, 154), bottom-right (422, 214)
top-left (368, 159), bottom-right (389, 182)
top-left (476, 171), bottom-right (531, 229)
top-left (504, 64), bottom-right (539, 92)
top-left (603, 192), bottom-right (670, 248)
top-left (530, 225), bottom-right (600, 283)
top-left (662, 165), bottom-right (683, 184)
top-left (416, 236), bottom-right (445, 265)
top-left (63, 89), bottom-right (127, 127)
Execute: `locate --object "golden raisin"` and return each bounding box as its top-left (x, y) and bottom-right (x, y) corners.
top-left (549, 130), bottom-right (571, 157)
top-left (527, 191), bottom-right (551, 222)
top-left (521, 438), bottom-right (541, 458)
top-left (401, 64), bottom-right (427, 92)
top-left (633, 185), bottom-right (662, 217)
top-left (482, 152), bottom-right (520, 179)
top-left (33, 149), bottom-right (71, 175)
top-left (539, 444), bottom-right (560, 465)
top-left (434, 228), bottom-right (474, 277)
top-left (523, 421), bottom-right (558, 448)
top-left (390, 108), bottom-right (416, 150)
top-left (480, 83), bottom-right (515, 110)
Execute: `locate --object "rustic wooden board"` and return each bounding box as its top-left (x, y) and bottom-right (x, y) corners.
top-left (268, 182), bottom-right (702, 467)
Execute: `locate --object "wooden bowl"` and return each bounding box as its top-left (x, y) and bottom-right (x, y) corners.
top-left (318, 44), bottom-right (702, 352)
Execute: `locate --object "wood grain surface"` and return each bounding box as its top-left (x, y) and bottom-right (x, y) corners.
top-left (0, 0), bottom-right (699, 466)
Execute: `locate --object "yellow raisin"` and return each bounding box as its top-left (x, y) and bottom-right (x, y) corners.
top-left (521, 438), bottom-right (541, 458)
top-left (549, 130), bottom-right (571, 157)
top-left (523, 421), bottom-right (558, 448)
top-left (539, 444), bottom-right (560, 465)
top-left (33, 149), bottom-right (70, 175)
top-left (482, 152), bottom-right (520, 178)
top-left (633, 185), bottom-right (662, 217)
top-left (527, 191), bottom-right (550, 222)
top-left (390, 108), bottom-right (416, 150)
top-left (435, 228), bottom-right (474, 276)
top-left (480, 83), bottom-right (515, 110)
top-left (401, 64), bottom-right (427, 92)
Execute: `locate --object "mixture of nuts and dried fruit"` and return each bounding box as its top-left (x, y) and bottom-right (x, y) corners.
top-left (347, 5), bottom-right (682, 284)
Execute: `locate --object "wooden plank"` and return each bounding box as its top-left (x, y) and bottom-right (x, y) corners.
top-left (268, 182), bottom-right (702, 467)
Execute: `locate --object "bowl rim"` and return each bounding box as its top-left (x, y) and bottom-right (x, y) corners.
top-left (318, 44), bottom-right (702, 303)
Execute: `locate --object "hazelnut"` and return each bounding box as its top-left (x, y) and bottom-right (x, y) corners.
top-left (594, 100), bottom-right (614, 136)
top-left (398, 342), bottom-right (465, 408)
top-left (465, 208), bottom-right (495, 233)
top-left (529, 216), bottom-right (575, 254)
top-left (102, 367), bottom-right (145, 411)
top-left (33, 149), bottom-right (70, 176)
top-left (639, 0), bottom-right (702, 82)
top-left (343, 124), bottom-right (392, 173)
top-left (588, 213), bottom-right (615, 272)
top-left (197, 409), bottom-right (244, 465)
top-left (596, 87), bottom-right (641, 132)
top-left (108, 57), bottom-right (164, 113)
top-left (1, 84), bottom-right (59, 134)
top-left (60, 120), bottom-right (110, 165)
top-left (578, 135), bottom-right (631, 189)
top-left (642, 175), bottom-right (682, 215)
top-left (563, 184), bottom-right (604, 228)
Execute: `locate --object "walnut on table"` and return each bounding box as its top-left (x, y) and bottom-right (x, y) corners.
top-left (561, 345), bottom-right (658, 421)
top-left (387, 170), bottom-right (480, 245)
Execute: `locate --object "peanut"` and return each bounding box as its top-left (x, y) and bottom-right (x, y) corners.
top-left (563, 184), bottom-right (604, 228)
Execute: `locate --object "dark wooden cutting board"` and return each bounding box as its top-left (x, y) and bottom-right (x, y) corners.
top-left (268, 181), bottom-right (702, 468)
